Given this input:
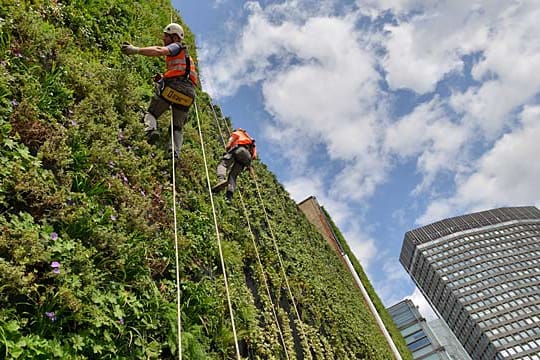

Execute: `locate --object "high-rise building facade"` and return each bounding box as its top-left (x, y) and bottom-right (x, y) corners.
top-left (400, 206), bottom-right (540, 360)
top-left (388, 299), bottom-right (455, 359)
top-left (428, 318), bottom-right (474, 360)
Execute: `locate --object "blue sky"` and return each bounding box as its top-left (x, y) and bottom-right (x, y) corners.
top-left (172, 0), bottom-right (540, 319)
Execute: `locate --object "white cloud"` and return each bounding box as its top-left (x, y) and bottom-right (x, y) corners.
top-left (407, 287), bottom-right (438, 321)
top-left (329, 156), bottom-right (388, 201)
top-left (340, 222), bottom-right (379, 270)
top-left (262, 123), bottom-right (315, 172)
top-left (377, 0), bottom-right (495, 93)
top-left (382, 21), bottom-right (463, 94)
top-left (202, 0), bottom-right (540, 203)
top-left (385, 98), bottom-right (471, 192)
top-left (376, 0), bottom-right (540, 137)
top-left (419, 105), bottom-right (540, 224)
top-left (382, 258), bottom-right (408, 282)
top-left (283, 176), bottom-right (323, 204)
top-left (284, 176), bottom-right (379, 270)
top-left (203, 4), bottom-right (392, 203)
top-left (198, 0), bottom-right (540, 311)
top-left (450, 1), bottom-right (540, 137)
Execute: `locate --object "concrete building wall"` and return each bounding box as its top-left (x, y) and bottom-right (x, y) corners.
top-left (298, 196), bottom-right (347, 267)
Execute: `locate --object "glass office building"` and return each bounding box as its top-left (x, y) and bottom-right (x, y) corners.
top-left (400, 206), bottom-right (540, 360)
top-left (388, 299), bottom-right (453, 359)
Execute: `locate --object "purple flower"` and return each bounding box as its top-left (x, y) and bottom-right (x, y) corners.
top-left (69, 120), bottom-right (77, 127)
top-left (119, 318), bottom-right (124, 325)
top-left (109, 161), bottom-right (115, 168)
top-left (45, 311), bottom-right (57, 321)
top-left (51, 261), bottom-right (61, 274)
top-left (110, 215), bottom-right (116, 221)
top-left (50, 232), bottom-right (58, 241)
top-left (11, 99), bottom-right (19, 107)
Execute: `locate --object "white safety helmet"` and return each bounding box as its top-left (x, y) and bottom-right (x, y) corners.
top-left (163, 23), bottom-right (184, 40)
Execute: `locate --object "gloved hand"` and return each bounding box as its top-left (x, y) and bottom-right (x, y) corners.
top-left (153, 73), bottom-right (163, 82)
top-left (121, 42), bottom-right (140, 55)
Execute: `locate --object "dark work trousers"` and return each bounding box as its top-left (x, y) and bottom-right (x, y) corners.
top-left (216, 146), bottom-right (252, 194)
top-left (144, 77), bottom-right (195, 156)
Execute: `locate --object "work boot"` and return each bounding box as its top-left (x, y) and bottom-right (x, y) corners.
top-left (212, 178), bottom-right (228, 193)
top-left (144, 113), bottom-right (159, 143)
top-left (146, 129), bottom-right (160, 145)
top-left (225, 191), bottom-right (234, 203)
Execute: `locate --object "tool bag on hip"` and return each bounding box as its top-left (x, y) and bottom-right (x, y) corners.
top-left (160, 85), bottom-right (193, 107)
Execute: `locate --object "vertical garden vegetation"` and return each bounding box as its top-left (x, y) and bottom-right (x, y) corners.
top-left (0, 0), bottom-right (411, 358)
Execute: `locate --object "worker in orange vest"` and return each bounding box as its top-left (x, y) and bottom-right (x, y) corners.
top-left (212, 128), bottom-right (257, 202)
top-left (121, 23), bottom-right (197, 159)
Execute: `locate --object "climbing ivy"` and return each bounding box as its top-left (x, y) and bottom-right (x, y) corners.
top-left (0, 0), bottom-right (411, 358)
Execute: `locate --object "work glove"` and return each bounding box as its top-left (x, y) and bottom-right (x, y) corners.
top-left (121, 42), bottom-right (139, 55)
top-left (153, 73), bottom-right (163, 82)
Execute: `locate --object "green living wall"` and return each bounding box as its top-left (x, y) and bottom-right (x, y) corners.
top-left (1, 0), bottom-right (401, 358)
top-left (321, 208), bottom-right (413, 359)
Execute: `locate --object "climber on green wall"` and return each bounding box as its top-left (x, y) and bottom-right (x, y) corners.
top-left (212, 128), bottom-right (257, 202)
top-left (121, 23), bottom-right (197, 159)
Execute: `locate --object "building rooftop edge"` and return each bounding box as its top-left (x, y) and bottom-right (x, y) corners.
top-left (405, 206), bottom-right (540, 245)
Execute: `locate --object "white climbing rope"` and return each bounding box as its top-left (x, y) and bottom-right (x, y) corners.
top-left (207, 102), bottom-right (290, 358)
top-left (212, 103), bottom-right (309, 355)
top-left (251, 173), bottom-right (310, 350)
top-left (194, 99), bottom-right (241, 360)
top-left (169, 113), bottom-right (183, 360)
top-left (238, 192), bottom-right (291, 360)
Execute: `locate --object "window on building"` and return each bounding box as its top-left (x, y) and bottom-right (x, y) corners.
top-left (405, 329), bottom-right (426, 345)
top-left (409, 337), bottom-right (431, 352)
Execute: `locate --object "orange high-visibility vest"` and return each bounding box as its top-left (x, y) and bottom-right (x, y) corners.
top-left (226, 129), bottom-right (257, 159)
top-left (164, 47), bottom-right (198, 86)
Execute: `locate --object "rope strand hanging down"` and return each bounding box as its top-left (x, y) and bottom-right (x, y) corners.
top-left (251, 173), bottom-right (310, 352)
top-left (194, 99), bottom-right (241, 360)
top-left (238, 192), bottom-right (291, 360)
top-left (206, 101), bottom-right (290, 358)
top-left (208, 101), bottom-right (306, 357)
top-left (169, 112), bottom-right (183, 360)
